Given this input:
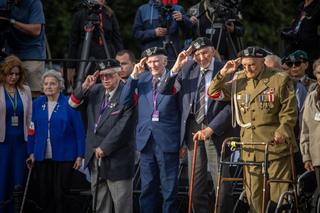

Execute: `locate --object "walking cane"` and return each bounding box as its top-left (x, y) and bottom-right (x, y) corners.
top-left (20, 160), bottom-right (33, 213)
top-left (188, 139), bottom-right (199, 213)
top-left (93, 157), bottom-right (102, 213)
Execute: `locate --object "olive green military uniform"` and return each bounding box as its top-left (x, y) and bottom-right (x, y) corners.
top-left (208, 67), bottom-right (297, 212)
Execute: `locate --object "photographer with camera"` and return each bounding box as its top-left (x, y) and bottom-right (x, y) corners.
top-left (281, 0), bottom-right (320, 74)
top-left (67, 0), bottom-right (123, 88)
top-left (132, 0), bottom-right (192, 66)
top-left (187, 0), bottom-right (244, 60)
top-left (0, 0), bottom-right (46, 98)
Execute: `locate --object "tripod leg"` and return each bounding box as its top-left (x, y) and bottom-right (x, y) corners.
top-left (99, 30), bottom-right (111, 59)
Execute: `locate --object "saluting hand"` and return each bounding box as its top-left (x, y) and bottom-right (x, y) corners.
top-left (171, 46), bottom-right (193, 73)
top-left (132, 57), bottom-right (147, 79)
top-left (82, 71), bottom-right (99, 91)
top-left (220, 58), bottom-right (241, 77)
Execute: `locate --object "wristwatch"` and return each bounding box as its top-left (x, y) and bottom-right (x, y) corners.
top-left (10, 19), bottom-right (16, 25)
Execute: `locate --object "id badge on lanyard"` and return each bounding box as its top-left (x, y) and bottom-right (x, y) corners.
top-left (152, 90), bottom-right (160, 122)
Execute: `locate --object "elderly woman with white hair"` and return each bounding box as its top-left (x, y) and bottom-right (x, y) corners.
top-left (27, 70), bottom-right (85, 213)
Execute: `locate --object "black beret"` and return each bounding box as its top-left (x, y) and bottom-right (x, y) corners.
top-left (96, 59), bottom-right (120, 71)
top-left (141, 47), bottom-right (167, 58)
top-left (191, 37), bottom-right (213, 53)
top-left (282, 50), bottom-right (308, 64)
top-left (237, 46), bottom-right (268, 58)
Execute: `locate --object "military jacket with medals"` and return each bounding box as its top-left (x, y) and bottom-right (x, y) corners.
top-left (208, 67), bottom-right (298, 162)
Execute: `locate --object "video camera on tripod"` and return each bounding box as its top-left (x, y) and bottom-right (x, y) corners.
top-left (209, 0), bottom-right (241, 23)
top-left (81, 0), bottom-right (103, 25)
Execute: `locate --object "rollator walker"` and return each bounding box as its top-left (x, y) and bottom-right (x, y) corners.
top-left (214, 137), bottom-right (298, 213)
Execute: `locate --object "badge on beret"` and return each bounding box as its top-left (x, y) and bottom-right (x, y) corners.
top-left (146, 48), bottom-right (152, 57)
top-left (193, 42), bottom-right (201, 50)
top-left (99, 62), bottom-right (106, 70)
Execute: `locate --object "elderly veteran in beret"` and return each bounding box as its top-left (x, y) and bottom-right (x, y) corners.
top-left (208, 46), bottom-right (298, 212)
top-left (27, 70), bottom-right (85, 213)
top-left (69, 59), bottom-right (135, 213)
top-left (158, 37), bottom-right (236, 212)
top-left (300, 58), bottom-right (320, 206)
top-left (282, 50), bottom-right (316, 92)
top-left (120, 47), bottom-right (181, 213)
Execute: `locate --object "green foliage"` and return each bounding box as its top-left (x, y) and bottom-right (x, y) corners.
top-left (43, 0), bottom-right (298, 58)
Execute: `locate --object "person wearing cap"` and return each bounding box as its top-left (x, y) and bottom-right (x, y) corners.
top-left (158, 37), bottom-right (236, 212)
top-left (27, 70), bottom-right (85, 212)
top-left (208, 46), bottom-right (297, 212)
top-left (282, 50), bottom-right (316, 92)
top-left (69, 59), bottom-right (135, 213)
top-left (120, 46), bottom-right (181, 213)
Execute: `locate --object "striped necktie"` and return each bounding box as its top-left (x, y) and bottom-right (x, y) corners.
top-left (195, 70), bottom-right (207, 124)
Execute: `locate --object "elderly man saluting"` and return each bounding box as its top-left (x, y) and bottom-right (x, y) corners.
top-left (120, 47), bottom-right (181, 213)
top-left (69, 59), bottom-right (135, 213)
top-left (208, 46), bottom-right (298, 212)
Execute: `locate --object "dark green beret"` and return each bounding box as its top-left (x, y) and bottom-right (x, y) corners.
top-left (237, 46), bottom-right (268, 58)
top-left (282, 50), bottom-right (308, 63)
top-left (141, 47), bottom-right (167, 58)
top-left (97, 59), bottom-right (120, 71)
top-left (191, 37), bottom-right (213, 53)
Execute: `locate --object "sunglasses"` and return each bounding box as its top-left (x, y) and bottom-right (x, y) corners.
top-left (285, 61), bottom-right (304, 68)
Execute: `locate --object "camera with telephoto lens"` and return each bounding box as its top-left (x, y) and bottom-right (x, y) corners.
top-left (160, 3), bottom-right (174, 28)
top-left (209, 0), bottom-right (241, 23)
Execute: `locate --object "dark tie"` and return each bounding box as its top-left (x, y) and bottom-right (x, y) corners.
top-left (152, 78), bottom-right (159, 94)
top-left (104, 93), bottom-right (110, 108)
top-left (195, 70), bottom-right (206, 124)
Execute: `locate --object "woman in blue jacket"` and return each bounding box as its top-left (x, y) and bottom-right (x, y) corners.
top-left (27, 70), bottom-right (85, 213)
top-left (0, 55), bottom-right (32, 213)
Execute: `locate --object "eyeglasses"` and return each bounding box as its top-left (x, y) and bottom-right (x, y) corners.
top-left (100, 73), bottom-right (116, 79)
top-left (8, 72), bottom-right (20, 76)
top-left (285, 61), bottom-right (304, 68)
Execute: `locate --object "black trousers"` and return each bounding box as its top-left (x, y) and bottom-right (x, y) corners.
top-left (34, 160), bottom-right (74, 213)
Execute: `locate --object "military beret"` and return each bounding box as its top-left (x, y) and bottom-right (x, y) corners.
top-left (237, 46), bottom-right (268, 58)
top-left (191, 37), bottom-right (213, 53)
top-left (282, 50), bottom-right (308, 64)
top-left (96, 59), bottom-right (121, 73)
top-left (141, 47), bottom-right (167, 58)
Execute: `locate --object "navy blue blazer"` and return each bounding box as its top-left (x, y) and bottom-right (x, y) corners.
top-left (28, 94), bottom-right (85, 161)
top-left (120, 71), bottom-right (181, 153)
top-left (158, 59), bottom-right (236, 151)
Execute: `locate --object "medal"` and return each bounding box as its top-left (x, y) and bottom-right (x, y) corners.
top-left (258, 95), bottom-right (264, 110)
